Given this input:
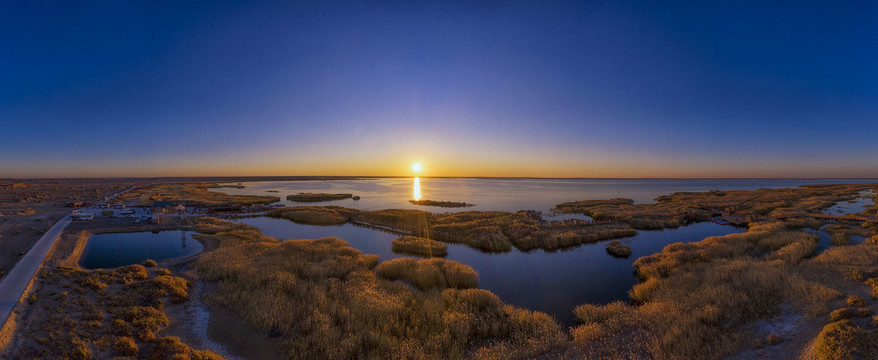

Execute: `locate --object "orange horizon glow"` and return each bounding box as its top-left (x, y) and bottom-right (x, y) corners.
top-left (4, 147), bottom-right (878, 179)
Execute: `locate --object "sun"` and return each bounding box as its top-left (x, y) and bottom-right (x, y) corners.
top-left (412, 163), bottom-right (423, 173)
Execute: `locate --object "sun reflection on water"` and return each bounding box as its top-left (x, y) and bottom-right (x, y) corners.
top-left (413, 177), bottom-right (421, 200)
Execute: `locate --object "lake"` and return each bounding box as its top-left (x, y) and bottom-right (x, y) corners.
top-left (218, 178), bottom-right (878, 218)
top-left (218, 178), bottom-right (878, 324)
top-left (235, 216), bottom-right (743, 325)
top-left (80, 231), bottom-right (204, 269)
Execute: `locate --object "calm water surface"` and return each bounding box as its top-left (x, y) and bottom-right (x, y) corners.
top-left (222, 179), bottom-right (875, 324)
top-left (80, 231), bottom-right (204, 269)
top-left (220, 178), bottom-right (878, 217)
top-left (822, 190), bottom-right (875, 215)
top-left (236, 217), bottom-right (743, 325)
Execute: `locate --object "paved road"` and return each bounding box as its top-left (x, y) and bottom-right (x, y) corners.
top-left (0, 215), bottom-right (71, 327)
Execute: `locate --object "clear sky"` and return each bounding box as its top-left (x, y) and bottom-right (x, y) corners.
top-left (2, 1), bottom-right (877, 178)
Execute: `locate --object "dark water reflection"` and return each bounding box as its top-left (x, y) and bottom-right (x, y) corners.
top-left (236, 217), bottom-right (743, 325)
top-left (80, 231), bottom-right (203, 269)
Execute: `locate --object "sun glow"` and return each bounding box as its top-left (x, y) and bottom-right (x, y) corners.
top-left (412, 163), bottom-right (422, 173)
top-left (413, 177), bottom-right (421, 200)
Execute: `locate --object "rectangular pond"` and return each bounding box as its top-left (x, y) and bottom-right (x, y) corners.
top-left (80, 230), bottom-right (204, 269)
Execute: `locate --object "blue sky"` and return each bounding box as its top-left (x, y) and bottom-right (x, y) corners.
top-left (2, 1), bottom-right (877, 177)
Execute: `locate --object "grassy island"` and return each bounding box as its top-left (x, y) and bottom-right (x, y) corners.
top-left (605, 240), bottom-right (632, 258)
top-left (286, 192), bottom-right (353, 202)
top-left (409, 199), bottom-right (474, 207)
top-left (391, 235), bottom-right (448, 257)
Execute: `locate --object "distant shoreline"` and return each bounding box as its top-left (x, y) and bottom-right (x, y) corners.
top-left (4, 176), bottom-right (878, 182)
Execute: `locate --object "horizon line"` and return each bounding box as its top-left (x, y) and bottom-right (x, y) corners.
top-left (3, 175), bottom-right (878, 181)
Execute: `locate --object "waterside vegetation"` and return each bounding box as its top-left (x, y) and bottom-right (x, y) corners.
top-left (192, 218), bottom-right (564, 359)
top-left (286, 192), bottom-right (354, 202)
top-left (268, 207), bottom-right (635, 252)
top-left (120, 182), bottom-right (279, 206)
top-left (391, 235), bottom-right (448, 257)
top-left (556, 184), bottom-right (875, 230)
top-left (409, 199), bottom-right (474, 208)
top-left (605, 240), bottom-right (632, 258)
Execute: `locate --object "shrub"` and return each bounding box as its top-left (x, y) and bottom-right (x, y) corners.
top-left (113, 336), bottom-right (138, 356)
top-left (148, 336), bottom-right (224, 360)
top-left (814, 320), bottom-right (865, 360)
top-left (151, 275), bottom-right (191, 303)
top-left (765, 333), bottom-right (782, 345)
top-left (856, 308), bottom-right (872, 317)
top-left (846, 295), bottom-right (867, 307)
top-left (829, 308), bottom-right (854, 322)
top-left (155, 269), bottom-right (172, 276)
top-left (142, 259), bottom-right (157, 267)
top-left (69, 339), bottom-right (91, 360)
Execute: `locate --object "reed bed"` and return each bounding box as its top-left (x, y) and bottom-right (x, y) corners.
top-left (286, 192), bottom-right (353, 202)
top-left (391, 235), bottom-right (448, 257)
top-left (408, 199), bottom-right (474, 208)
top-left (556, 185), bottom-right (874, 230)
top-left (194, 218), bottom-right (564, 359)
top-left (564, 219), bottom-right (878, 359)
top-left (375, 257), bottom-right (477, 290)
top-left (268, 206), bottom-right (353, 225)
top-left (119, 182), bottom-right (278, 206)
top-left (605, 240), bottom-right (632, 258)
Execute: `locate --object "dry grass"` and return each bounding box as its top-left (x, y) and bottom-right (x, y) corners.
top-left (271, 206), bottom-right (637, 252)
top-left (813, 320), bottom-right (870, 360)
top-left (119, 182), bottom-right (279, 206)
top-left (375, 258), bottom-right (478, 290)
top-left (9, 266), bottom-right (217, 359)
top-left (391, 235), bottom-right (448, 257)
top-left (268, 206), bottom-right (353, 225)
top-left (556, 185), bottom-right (873, 230)
top-left (194, 218), bottom-right (564, 359)
top-left (605, 240), bottom-right (632, 258)
top-left (286, 193), bottom-right (353, 202)
top-left (409, 199), bottom-right (473, 208)
top-left (566, 220), bottom-right (855, 359)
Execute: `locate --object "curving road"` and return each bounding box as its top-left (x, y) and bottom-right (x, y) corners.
top-left (0, 215), bottom-right (70, 328)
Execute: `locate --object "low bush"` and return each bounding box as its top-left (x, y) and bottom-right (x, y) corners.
top-left (814, 320), bottom-right (866, 360)
top-left (847, 295), bottom-right (867, 307)
top-left (830, 308), bottom-right (854, 322)
top-left (113, 336), bottom-right (138, 355)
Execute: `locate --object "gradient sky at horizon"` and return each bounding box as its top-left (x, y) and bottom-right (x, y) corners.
top-left (2, 1), bottom-right (878, 178)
